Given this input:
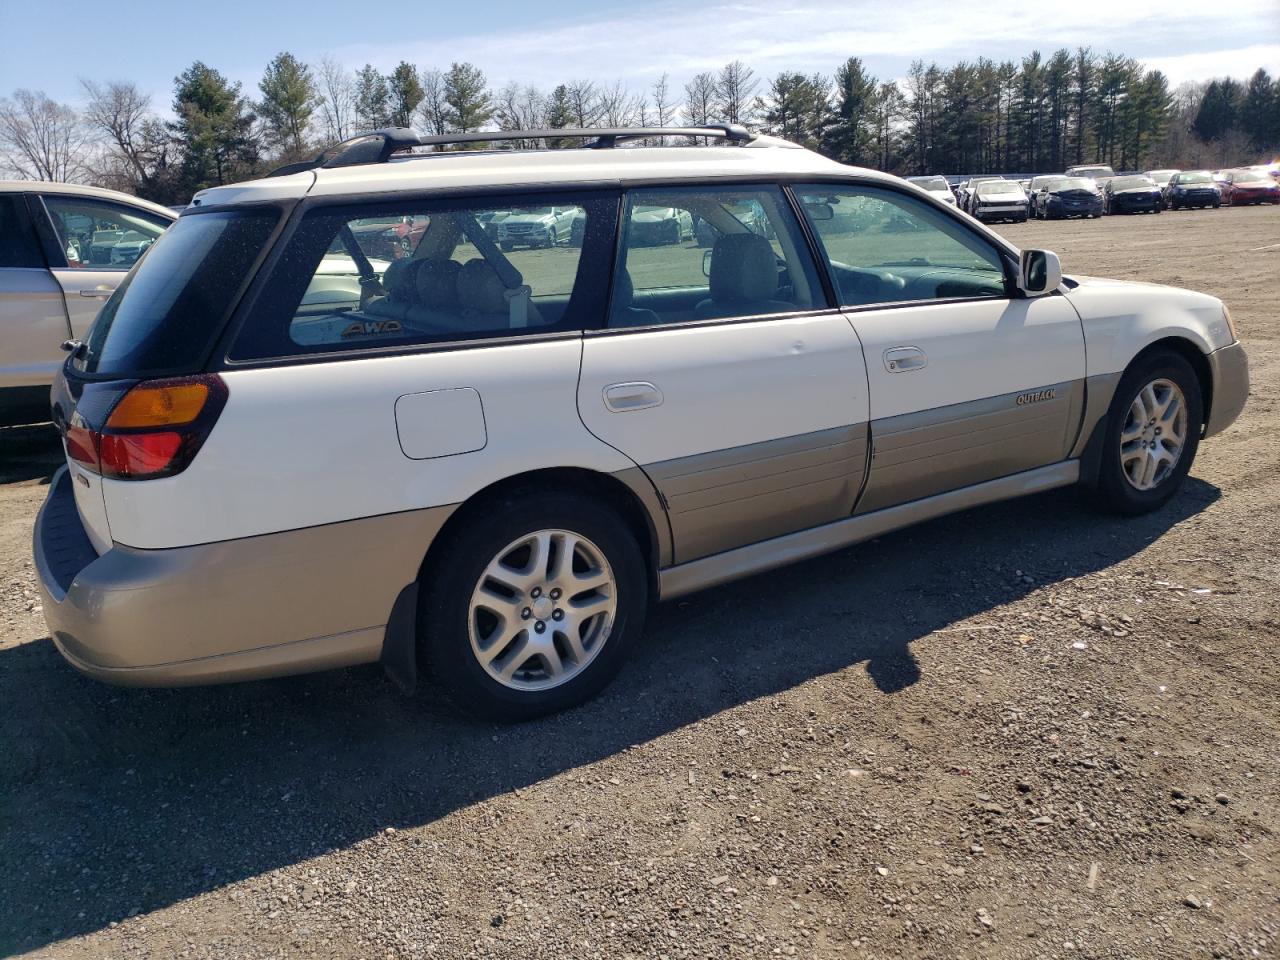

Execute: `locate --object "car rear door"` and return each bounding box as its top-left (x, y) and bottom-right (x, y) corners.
top-left (35, 194), bottom-right (172, 339)
top-left (794, 182), bottom-right (1086, 514)
top-left (577, 183), bottom-right (870, 565)
top-left (0, 193), bottom-right (71, 393)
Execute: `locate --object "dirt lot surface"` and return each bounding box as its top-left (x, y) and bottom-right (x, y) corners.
top-left (2, 206), bottom-right (1278, 960)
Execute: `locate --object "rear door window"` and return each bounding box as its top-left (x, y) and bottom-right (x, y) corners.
top-left (0, 194), bottom-right (45, 268)
top-left (609, 185), bottom-right (824, 328)
top-left (75, 209), bottom-right (280, 377)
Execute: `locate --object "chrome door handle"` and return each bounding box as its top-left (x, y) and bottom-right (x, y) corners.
top-left (884, 346), bottom-right (927, 372)
top-left (603, 381), bottom-right (663, 412)
top-left (79, 288), bottom-right (112, 298)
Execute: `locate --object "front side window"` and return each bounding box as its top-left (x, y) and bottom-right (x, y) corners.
top-left (795, 184), bottom-right (1008, 307)
top-left (608, 185), bottom-right (822, 328)
top-left (232, 192), bottom-right (614, 359)
top-left (41, 196), bottom-right (170, 269)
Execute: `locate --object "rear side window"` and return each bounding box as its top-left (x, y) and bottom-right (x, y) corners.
top-left (75, 209), bottom-right (279, 377)
top-left (230, 192), bottom-right (617, 360)
top-left (0, 195), bottom-right (45, 268)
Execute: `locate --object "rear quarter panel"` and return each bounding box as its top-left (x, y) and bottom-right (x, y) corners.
top-left (100, 339), bottom-right (638, 549)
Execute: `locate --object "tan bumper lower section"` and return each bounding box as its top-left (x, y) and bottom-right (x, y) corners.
top-left (1205, 341), bottom-right (1249, 437)
top-left (36, 479), bottom-right (455, 684)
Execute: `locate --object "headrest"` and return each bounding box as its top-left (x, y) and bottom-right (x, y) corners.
top-left (457, 258), bottom-right (508, 314)
top-left (416, 258), bottom-right (461, 307)
top-left (709, 233), bottom-right (779, 303)
top-left (381, 258), bottom-right (421, 301)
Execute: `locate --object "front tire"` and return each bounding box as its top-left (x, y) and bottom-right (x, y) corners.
top-left (420, 491), bottom-right (649, 721)
top-left (1092, 351), bottom-right (1203, 515)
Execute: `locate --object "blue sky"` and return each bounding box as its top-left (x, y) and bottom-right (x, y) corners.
top-left (2, 0), bottom-right (1277, 111)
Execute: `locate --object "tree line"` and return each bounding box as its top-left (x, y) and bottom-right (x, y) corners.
top-left (1, 50), bottom-right (1276, 204)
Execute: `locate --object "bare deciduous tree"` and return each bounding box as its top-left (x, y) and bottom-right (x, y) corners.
top-left (683, 72), bottom-right (720, 142)
top-left (494, 82), bottom-right (546, 147)
top-left (81, 80), bottom-right (173, 197)
top-left (417, 69), bottom-right (450, 136)
top-left (598, 81), bottom-right (640, 127)
top-left (565, 81), bottom-right (604, 128)
top-left (0, 89), bottom-right (91, 181)
top-left (316, 55), bottom-right (355, 146)
top-left (717, 60), bottom-right (759, 125)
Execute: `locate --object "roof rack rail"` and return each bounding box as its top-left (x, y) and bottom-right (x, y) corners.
top-left (266, 125), bottom-right (757, 177)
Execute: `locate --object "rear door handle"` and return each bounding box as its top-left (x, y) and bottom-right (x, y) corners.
top-left (603, 381), bottom-right (663, 412)
top-left (79, 287), bottom-right (112, 298)
top-left (884, 346), bottom-right (927, 372)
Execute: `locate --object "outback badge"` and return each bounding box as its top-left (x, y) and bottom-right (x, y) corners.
top-left (1016, 388), bottom-right (1057, 406)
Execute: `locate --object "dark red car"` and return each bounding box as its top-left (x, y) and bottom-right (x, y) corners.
top-left (1221, 168), bottom-right (1280, 206)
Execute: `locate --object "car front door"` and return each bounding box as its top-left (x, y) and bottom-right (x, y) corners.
top-left (795, 182), bottom-right (1087, 514)
top-left (0, 193), bottom-right (70, 397)
top-left (577, 183), bottom-right (871, 565)
top-left (36, 194), bottom-right (171, 339)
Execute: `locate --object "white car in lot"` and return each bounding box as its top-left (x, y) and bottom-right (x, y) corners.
top-left (0, 182), bottom-right (174, 426)
top-left (34, 125), bottom-right (1249, 720)
top-left (905, 175), bottom-right (957, 205)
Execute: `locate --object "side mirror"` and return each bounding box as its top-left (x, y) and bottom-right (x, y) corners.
top-left (702, 249), bottom-right (713, 278)
top-left (1018, 249), bottom-right (1062, 297)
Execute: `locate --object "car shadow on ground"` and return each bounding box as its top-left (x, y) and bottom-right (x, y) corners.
top-left (0, 423), bottom-right (62, 485)
top-left (0, 476), bottom-right (1220, 954)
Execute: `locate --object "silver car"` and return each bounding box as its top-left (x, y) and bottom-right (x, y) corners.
top-left (0, 182), bottom-right (174, 425)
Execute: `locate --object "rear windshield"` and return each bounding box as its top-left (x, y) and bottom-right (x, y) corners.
top-left (74, 209), bottom-right (278, 377)
top-left (1069, 167), bottom-right (1113, 178)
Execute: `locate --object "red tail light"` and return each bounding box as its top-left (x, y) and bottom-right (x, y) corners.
top-left (67, 374), bottom-right (228, 481)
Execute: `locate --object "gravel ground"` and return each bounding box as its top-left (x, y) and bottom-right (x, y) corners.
top-left (1, 206), bottom-right (1278, 960)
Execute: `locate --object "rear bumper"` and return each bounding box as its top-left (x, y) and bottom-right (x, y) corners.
top-left (33, 467), bottom-right (453, 686)
top-left (1205, 341), bottom-right (1249, 438)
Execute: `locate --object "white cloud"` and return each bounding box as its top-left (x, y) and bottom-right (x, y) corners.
top-left (327, 0), bottom-right (1280, 92)
top-left (1140, 44), bottom-right (1280, 86)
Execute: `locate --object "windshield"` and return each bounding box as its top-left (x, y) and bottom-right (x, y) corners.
top-left (908, 176), bottom-right (949, 190)
top-left (1146, 170), bottom-right (1176, 184)
top-left (1112, 176), bottom-right (1156, 190)
top-left (75, 210), bottom-right (278, 377)
top-left (1177, 172), bottom-right (1213, 184)
top-left (1231, 169), bottom-right (1267, 182)
top-left (977, 181), bottom-right (1023, 197)
top-left (1049, 178), bottom-right (1094, 191)
top-left (1070, 167), bottom-right (1113, 179)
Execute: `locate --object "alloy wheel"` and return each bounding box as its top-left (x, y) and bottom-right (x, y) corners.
top-left (468, 529), bottom-right (618, 691)
top-left (1120, 378), bottom-right (1189, 491)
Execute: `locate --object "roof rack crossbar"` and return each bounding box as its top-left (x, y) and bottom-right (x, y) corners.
top-left (265, 125), bottom-right (757, 176)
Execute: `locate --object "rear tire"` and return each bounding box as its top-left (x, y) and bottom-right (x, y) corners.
top-left (419, 491), bottom-right (649, 721)
top-left (1092, 351), bottom-right (1203, 516)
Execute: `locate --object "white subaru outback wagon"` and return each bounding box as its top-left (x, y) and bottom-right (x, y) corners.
top-left (34, 125), bottom-right (1249, 720)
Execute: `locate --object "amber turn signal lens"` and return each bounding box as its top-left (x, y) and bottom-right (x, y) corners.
top-left (106, 383), bottom-right (210, 429)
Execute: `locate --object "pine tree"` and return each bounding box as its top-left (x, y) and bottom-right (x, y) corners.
top-left (825, 57), bottom-right (877, 166)
top-left (353, 64), bottom-right (389, 132)
top-left (387, 62), bottom-right (425, 128)
top-left (1239, 69), bottom-right (1279, 150)
top-left (1192, 78), bottom-right (1242, 142)
top-left (170, 61), bottom-right (257, 191)
top-left (443, 62), bottom-right (492, 135)
top-left (257, 52), bottom-right (319, 159)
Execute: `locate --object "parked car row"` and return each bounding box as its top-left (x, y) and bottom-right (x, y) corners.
top-left (920, 163), bottom-right (1279, 228)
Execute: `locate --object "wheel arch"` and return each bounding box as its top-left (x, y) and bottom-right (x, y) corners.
top-left (381, 465), bottom-right (669, 695)
top-left (1077, 335), bottom-right (1212, 489)
top-left (418, 466), bottom-right (670, 590)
